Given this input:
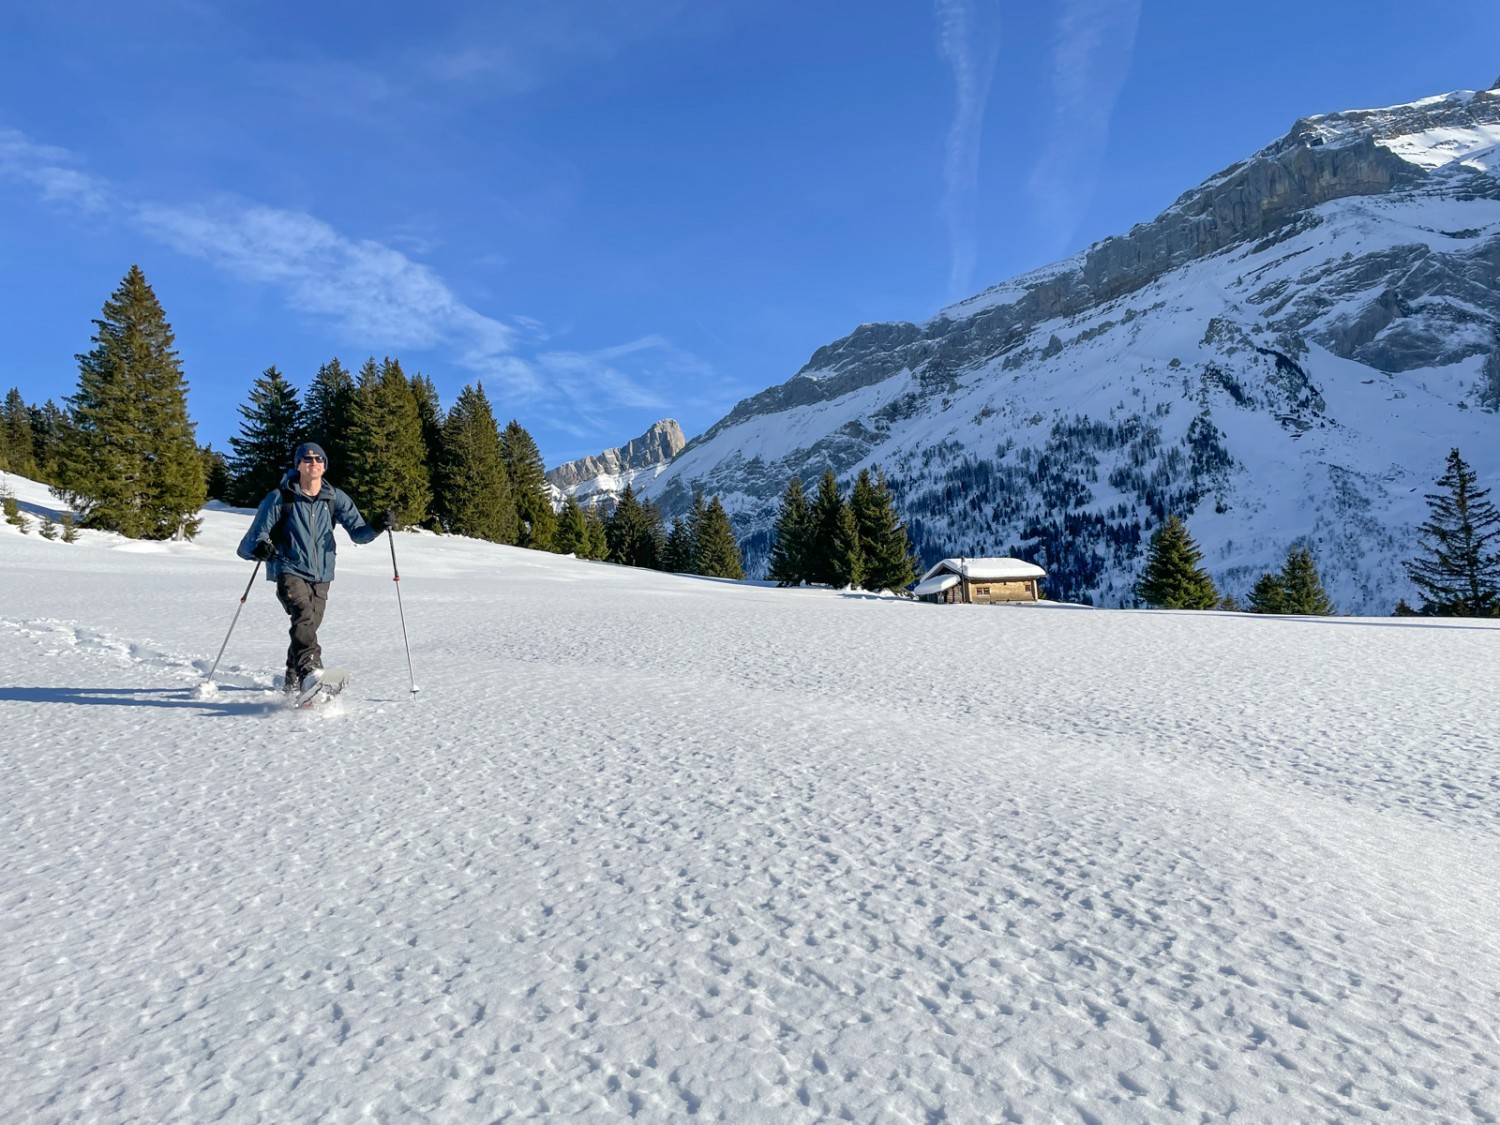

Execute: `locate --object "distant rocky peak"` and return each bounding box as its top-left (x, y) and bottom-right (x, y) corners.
top-left (547, 419), bottom-right (686, 492)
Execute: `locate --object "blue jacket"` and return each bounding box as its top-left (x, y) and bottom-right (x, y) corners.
top-left (237, 472), bottom-right (379, 583)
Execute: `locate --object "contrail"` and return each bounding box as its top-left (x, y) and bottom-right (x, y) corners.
top-left (935, 0), bottom-right (1002, 299)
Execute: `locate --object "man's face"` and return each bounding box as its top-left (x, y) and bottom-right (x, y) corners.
top-left (298, 452), bottom-right (326, 485)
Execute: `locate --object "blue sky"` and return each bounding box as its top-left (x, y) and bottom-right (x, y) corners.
top-left (2, 1), bottom-right (1497, 468)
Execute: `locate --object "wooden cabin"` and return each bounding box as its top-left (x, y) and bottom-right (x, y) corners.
top-left (912, 557), bottom-right (1046, 605)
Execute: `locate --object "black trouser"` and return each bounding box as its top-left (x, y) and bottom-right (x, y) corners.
top-left (275, 575), bottom-right (330, 676)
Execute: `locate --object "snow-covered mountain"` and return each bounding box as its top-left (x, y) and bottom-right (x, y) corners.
top-left (624, 83), bottom-right (1500, 612)
top-left (545, 419), bottom-right (685, 507)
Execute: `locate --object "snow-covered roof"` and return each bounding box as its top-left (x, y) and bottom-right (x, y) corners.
top-left (911, 573), bottom-right (961, 598)
top-left (919, 558), bottom-right (1047, 583)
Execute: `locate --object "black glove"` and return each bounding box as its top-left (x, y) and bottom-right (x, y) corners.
top-left (251, 538), bottom-right (276, 561)
top-left (380, 509), bottom-right (398, 532)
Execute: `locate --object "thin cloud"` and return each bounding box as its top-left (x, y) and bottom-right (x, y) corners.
top-left (1026, 0), bottom-right (1141, 255)
top-left (0, 128), bottom-right (112, 213)
top-left (934, 0), bottom-right (1002, 299)
top-left (536, 335), bottom-right (722, 434)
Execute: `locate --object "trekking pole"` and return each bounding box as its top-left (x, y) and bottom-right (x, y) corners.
top-left (387, 529), bottom-right (419, 698)
top-left (206, 560), bottom-right (261, 683)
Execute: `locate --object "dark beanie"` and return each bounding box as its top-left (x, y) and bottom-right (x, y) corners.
top-left (294, 442), bottom-right (328, 466)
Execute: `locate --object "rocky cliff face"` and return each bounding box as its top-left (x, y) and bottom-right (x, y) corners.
top-left (624, 86), bottom-right (1500, 613)
top-left (546, 419), bottom-right (686, 501)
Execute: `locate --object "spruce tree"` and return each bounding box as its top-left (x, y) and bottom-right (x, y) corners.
top-left (1135, 515), bottom-right (1218, 609)
top-left (851, 467), bottom-right (918, 592)
top-left (768, 476), bottom-right (811, 586)
top-left (2, 389), bottom-right (37, 477)
top-left (662, 513), bottom-right (697, 573)
top-left (409, 372), bottom-right (444, 526)
top-left (694, 496), bottom-right (745, 580)
top-left (498, 419), bottom-right (556, 550)
top-left (829, 500), bottom-right (865, 589)
top-left (582, 504), bottom-right (610, 560)
top-left (436, 382), bottom-right (517, 542)
top-left (30, 401), bottom-right (67, 483)
top-left (53, 266), bottom-right (206, 539)
top-left (806, 469), bottom-right (851, 586)
top-left (227, 366), bottom-right (303, 506)
top-left (304, 359), bottom-right (355, 471)
top-left (1247, 571), bottom-right (1286, 614)
top-left (1406, 447), bottom-right (1500, 616)
top-left (554, 494), bottom-right (590, 556)
top-left (605, 484), bottom-right (662, 569)
top-left (1279, 546), bottom-right (1335, 615)
top-left (343, 357), bottom-right (431, 526)
top-left (200, 445), bottom-right (231, 503)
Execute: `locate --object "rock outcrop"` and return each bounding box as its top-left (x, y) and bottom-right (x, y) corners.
top-left (547, 419), bottom-right (686, 495)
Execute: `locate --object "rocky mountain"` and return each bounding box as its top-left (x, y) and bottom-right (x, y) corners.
top-left (609, 83), bottom-right (1500, 613)
top-left (546, 419), bottom-right (686, 505)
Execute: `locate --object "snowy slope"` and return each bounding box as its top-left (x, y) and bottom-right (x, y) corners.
top-left (616, 86), bottom-right (1500, 612)
top-left (3, 477), bottom-right (1499, 1122)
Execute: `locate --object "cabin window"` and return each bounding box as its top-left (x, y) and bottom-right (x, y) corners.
top-left (974, 585), bottom-right (991, 596)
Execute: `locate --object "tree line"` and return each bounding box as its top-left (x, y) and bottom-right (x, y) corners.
top-left (765, 468), bottom-right (919, 593)
top-left (1134, 447), bottom-right (1500, 618)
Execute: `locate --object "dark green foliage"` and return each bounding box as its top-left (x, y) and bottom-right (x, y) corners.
top-left (1279, 546), bottom-right (1335, 615)
top-left (435, 382), bottom-right (517, 543)
top-left (767, 476), bottom-right (810, 586)
top-left (1392, 598), bottom-right (1419, 616)
top-left (303, 359), bottom-right (355, 471)
top-left (694, 496), bottom-right (745, 580)
top-left (1406, 447), bottom-right (1500, 616)
top-left (343, 358), bottom-right (432, 527)
top-left (581, 505), bottom-right (609, 560)
top-left (201, 445), bottom-right (231, 502)
top-left (1134, 515), bottom-right (1218, 608)
top-left (806, 470), bottom-right (863, 587)
top-left (409, 372), bottom-right (444, 526)
top-left (851, 467), bottom-right (918, 592)
top-left (2, 388), bottom-right (38, 477)
top-left (227, 366), bottom-right (304, 506)
top-left (1247, 571), bottom-right (1286, 614)
top-left (52, 266), bottom-right (206, 539)
top-left (554, 495), bottom-right (591, 557)
top-left (499, 419), bottom-right (556, 551)
top-left (39, 515), bottom-right (58, 540)
top-left (29, 401), bottom-right (68, 483)
top-left (2, 490), bottom-right (25, 532)
top-left (662, 513), bottom-right (696, 573)
top-left (605, 484), bottom-right (664, 569)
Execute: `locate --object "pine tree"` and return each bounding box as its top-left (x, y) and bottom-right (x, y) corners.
top-left (409, 372), bottom-right (444, 526)
top-left (694, 496), bottom-right (745, 580)
top-left (806, 469), bottom-right (857, 586)
top-left (662, 513), bottom-right (697, 573)
top-left (498, 419), bottom-right (556, 550)
top-left (851, 467), bottom-right (918, 592)
top-left (1279, 546), bottom-right (1335, 615)
top-left (436, 382), bottom-right (517, 542)
top-left (30, 401), bottom-right (67, 483)
top-left (605, 484), bottom-right (662, 569)
top-left (304, 359), bottom-right (355, 471)
top-left (1135, 515), bottom-right (1218, 609)
top-left (1406, 447), bottom-right (1500, 616)
top-left (201, 445), bottom-right (231, 502)
top-left (1247, 571), bottom-right (1286, 614)
top-left (767, 476), bottom-right (811, 586)
top-left (829, 500), bottom-right (865, 589)
top-left (581, 504), bottom-right (610, 560)
top-left (554, 494), bottom-right (590, 556)
top-left (227, 366), bottom-right (303, 506)
top-left (343, 357), bottom-right (432, 526)
top-left (53, 266), bottom-right (206, 539)
top-left (2, 389), bottom-right (38, 477)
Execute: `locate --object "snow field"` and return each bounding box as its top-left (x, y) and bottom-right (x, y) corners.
top-left (2, 475), bottom-right (1499, 1122)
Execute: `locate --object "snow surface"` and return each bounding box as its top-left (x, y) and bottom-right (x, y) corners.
top-left (3, 474), bottom-right (1500, 1122)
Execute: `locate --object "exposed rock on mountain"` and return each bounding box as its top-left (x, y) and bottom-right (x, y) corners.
top-left (546, 419), bottom-right (686, 504)
top-left (573, 88), bottom-right (1500, 612)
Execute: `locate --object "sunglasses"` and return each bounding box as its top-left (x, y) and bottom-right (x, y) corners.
top-left (299, 454), bottom-right (325, 464)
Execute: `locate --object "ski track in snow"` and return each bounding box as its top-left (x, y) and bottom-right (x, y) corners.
top-left (2, 482), bottom-right (1500, 1122)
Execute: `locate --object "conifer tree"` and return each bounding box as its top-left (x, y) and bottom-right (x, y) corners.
top-left (53, 266), bottom-right (206, 539)
top-left (343, 357), bottom-right (431, 526)
top-left (554, 494), bottom-right (590, 556)
top-left (851, 467), bottom-right (918, 592)
top-left (200, 445), bottom-right (231, 502)
top-left (498, 419), bottom-right (556, 550)
top-left (1279, 546), bottom-right (1335, 615)
top-left (662, 513), bottom-right (697, 573)
top-left (694, 496), bottom-right (745, 580)
top-left (227, 366), bottom-right (303, 507)
top-left (806, 469), bottom-right (855, 586)
top-left (605, 484), bottom-right (662, 569)
top-left (768, 476), bottom-right (811, 586)
top-left (30, 401), bottom-right (67, 483)
top-left (1406, 447), bottom-right (1500, 616)
top-left (304, 359), bottom-right (355, 471)
top-left (829, 500), bottom-right (865, 589)
top-left (582, 504), bottom-right (610, 560)
top-left (1135, 514), bottom-right (1218, 608)
top-left (409, 372), bottom-right (444, 525)
top-left (2, 389), bottom-right (37, 477)
top-left (436, 382), bottom-right (517, 542)
top-left (1247, 571), bottom-right (1286, 614)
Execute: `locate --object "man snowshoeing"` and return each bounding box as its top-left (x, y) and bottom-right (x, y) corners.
top-left (236, 442), bottom-right (392, 694)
